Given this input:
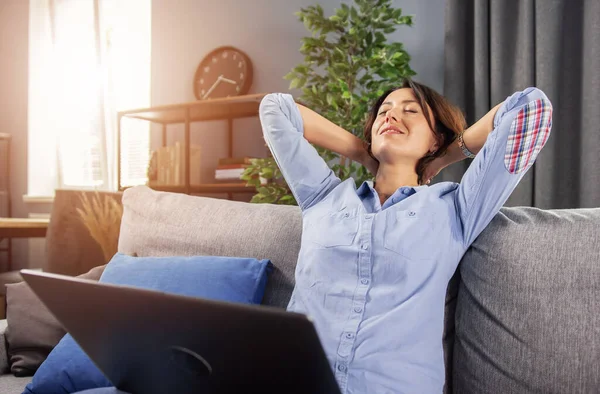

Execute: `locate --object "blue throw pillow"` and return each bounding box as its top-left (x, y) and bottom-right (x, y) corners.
top-left (24, 253), bottom-right (273, 394)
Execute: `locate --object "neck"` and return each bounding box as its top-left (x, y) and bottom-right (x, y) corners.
top-left (373, 163), bottom-right (419, 202)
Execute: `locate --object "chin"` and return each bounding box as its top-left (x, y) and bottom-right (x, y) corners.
top-left (373, 145), bottom-right (423, 163)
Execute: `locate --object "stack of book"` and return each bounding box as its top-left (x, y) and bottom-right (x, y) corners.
top-left (147, 142), bottom-right (202, 186)
top-left (214, 157), bottom-right (251, 181)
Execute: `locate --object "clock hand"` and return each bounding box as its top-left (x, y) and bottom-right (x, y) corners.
top-left (220, 76), bottom-right (237, 85)
top-left (202, 75), bottom-right (223, 99)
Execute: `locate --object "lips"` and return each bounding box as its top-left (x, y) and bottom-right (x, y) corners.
top-left (380, 125), bottom-right (406, 135)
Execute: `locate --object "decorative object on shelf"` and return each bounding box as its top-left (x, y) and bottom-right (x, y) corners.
top-left (193, 46), bottom-right (253, 100)
top-left (243, 0), bottom-right (415, 205)
top-left (76, 191), bottom-right (123, 264)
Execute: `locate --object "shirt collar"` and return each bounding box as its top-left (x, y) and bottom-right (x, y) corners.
top-left (356, 180), bottom-right (374, 197)
top-left (357, 180), bottom-right (428, 197)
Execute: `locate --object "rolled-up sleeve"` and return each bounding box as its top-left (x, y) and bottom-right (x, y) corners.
top-left (455, 87), bottom-right (553, 246)
top-left (259, 93), bottom-right (341, 210)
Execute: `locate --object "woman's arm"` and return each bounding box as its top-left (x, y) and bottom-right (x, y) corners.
top-left (451, 87), bottom-right (552, 246)
top-left (297, 104), bottom-right (379, 175)
top-left (437, 102), bottom-right (503, 168)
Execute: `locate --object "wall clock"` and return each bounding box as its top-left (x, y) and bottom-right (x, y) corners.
top-left (193, 46), bottom-right (253, 100)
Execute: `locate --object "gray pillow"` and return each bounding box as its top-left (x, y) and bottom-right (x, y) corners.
top-left (118, 186), bottom-right (303, 308)
top-left (5, 264), bottom-right (106, 376)
top-left (453, 207), bottom-right (600, 393)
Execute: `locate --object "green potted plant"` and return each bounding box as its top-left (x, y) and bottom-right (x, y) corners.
top-left (242, 0), bottom-right (415, 205)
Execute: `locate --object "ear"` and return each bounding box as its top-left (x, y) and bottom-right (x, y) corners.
top-left (429, 142), bottom-right (439, 155)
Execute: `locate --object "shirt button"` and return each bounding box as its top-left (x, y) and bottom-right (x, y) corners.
top-left (360, 278), bottom-right (369, 285)
top-left (365, 214), bottom-right (373, 220)
top-left (345, 332), bottom-right (355, 339)
top-left (343, 212), bottom-right (349, 218)
top-left (361, 244), bottom-right (368, 250)
top-left (337, 363), bottom-right (347, 372)
top-left (354, 306), bottom-right (363, 313)
top-left (408, 211), bottom-right (416, 217)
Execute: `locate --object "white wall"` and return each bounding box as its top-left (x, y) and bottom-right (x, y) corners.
top-left (151, 0), bottom-right (445, 200)
top-left (0, 0), bottom-right (30, 270)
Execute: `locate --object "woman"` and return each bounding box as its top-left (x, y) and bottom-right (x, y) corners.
top-left (259, 79), bottom-right (552, 393)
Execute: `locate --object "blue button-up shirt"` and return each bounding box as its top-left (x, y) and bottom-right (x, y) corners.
top-left (259, 88), bottom-right (552, 394)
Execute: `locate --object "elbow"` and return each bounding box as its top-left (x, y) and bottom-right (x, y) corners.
top-left (494, 87), bottom-right (553, 130)
top-left (505, 87), bottom-right (553, 114)
top-left (259, 93), bottom-right (282, 117)
top-left (258, 93), bottom-right (286, 138)
top-left (521, 87), bottom-right (552, 107)
top-left (259, 93), bottom-right (303, 137)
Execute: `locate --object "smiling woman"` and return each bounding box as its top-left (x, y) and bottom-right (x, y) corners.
top-left (258, 81), bottom-right (552, 393)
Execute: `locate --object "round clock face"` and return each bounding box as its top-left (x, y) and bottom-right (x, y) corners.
top-left (193, 46), bottom-right (253, 100)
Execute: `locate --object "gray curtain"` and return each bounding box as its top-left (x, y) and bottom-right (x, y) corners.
top-left (441, 0), bottom-right (600, 209)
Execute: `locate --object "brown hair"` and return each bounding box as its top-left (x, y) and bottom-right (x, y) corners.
top-left (363, 79), bottom-right (467, 185)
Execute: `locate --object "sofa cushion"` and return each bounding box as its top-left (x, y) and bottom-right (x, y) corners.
top-left (0, 373), bottom-right (31, 394)
top-left (118, 186), bottom-right (302, 308)
top-left (453, 207), bottom-right (600, 393)
top-left (5, 265), bottom-right (106, 377)
top-left (24, 253), bottom-right (273, 394)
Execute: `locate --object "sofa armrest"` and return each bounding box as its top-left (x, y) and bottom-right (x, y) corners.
top-left (0, 319), bottom-right (9, 374)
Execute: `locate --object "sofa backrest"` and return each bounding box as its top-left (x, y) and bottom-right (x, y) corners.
top-left (118, 186), bottom-right (302, 308)
top-left (454, 206), bottom-right (600, 393)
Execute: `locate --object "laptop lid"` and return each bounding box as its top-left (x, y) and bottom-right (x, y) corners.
top-left (20, 269), bottom-right (341, 394)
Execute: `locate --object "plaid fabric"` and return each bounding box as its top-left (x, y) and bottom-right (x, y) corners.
top-left (505, 98), bottom-right (553, 174)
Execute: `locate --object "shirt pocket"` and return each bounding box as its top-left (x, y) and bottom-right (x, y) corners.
top-left (305, 207), bottom-right (358, 248)
top-left (383, 209), bottom-right (435, 260)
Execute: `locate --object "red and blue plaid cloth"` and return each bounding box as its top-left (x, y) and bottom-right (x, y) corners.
top-left (505, 98), bottom-right (553, 174)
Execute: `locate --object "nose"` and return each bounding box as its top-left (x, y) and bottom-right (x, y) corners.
top-left (385, 109), bottom-right (399, 123)
top-left (385, 108), bottom-right (400, 123)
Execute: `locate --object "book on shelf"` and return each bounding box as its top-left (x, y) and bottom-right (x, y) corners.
top-left (214, 157), bottom-right (252, 181)
top-left (216, 163), bottom-right (250, 170)
top-left (215, 168), bottom-right (246, 180)
top-left (214, 169), bottom-right (267, 185)
top-left (148, 142), bottom-right (201, 187)
top-left (214, 157), bottom-right (266, 185)
top-left (217, 157), bottom-right (253, 166)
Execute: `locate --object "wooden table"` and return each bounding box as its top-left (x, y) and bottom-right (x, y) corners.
top-left (0, 218), bottom-right (50, 238)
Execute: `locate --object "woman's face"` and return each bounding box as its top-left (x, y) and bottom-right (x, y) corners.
top-left (370, 88), bottom-right (438, 164)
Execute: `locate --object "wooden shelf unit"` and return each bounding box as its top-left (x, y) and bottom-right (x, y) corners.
top-left (117, 93), bottom-right (268, 198)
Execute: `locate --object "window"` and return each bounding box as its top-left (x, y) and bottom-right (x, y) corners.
top-left (27, 0), bottom-right (151, 195)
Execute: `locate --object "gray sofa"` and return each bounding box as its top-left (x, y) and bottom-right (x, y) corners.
top-left (0, 185), bottom-right (598, 393)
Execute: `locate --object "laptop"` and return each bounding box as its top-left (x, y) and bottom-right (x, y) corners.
top-left (20, 269), bottom-right (341, 394)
